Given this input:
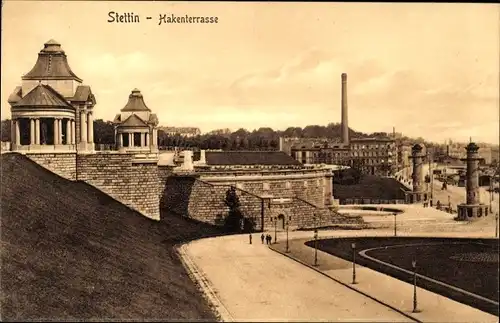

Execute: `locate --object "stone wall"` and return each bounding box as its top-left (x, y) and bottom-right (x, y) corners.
top-left (77, 153), bottom-right (160, 220)
top-left (198, 169), bottom-right (328, 207)
top-left (161, 172), bottom-right (362, 230)
top-left (26, 152), bottom-right (77, 180)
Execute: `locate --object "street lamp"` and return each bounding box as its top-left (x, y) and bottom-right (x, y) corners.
top-left (351, 242), bottom-right (357, 284)
top-left (286, 215), bottom-right (292, 253)
top-left (412, 258), bottom-right (420, 313)
top-left (496, 213), bottom-right (499, 238)
top-left (313, 228), bottom-right (319, 266)
top-left (489, 180), bottom-right (493, 213)
top-left (393, 212), bottom-right (397, 237)
top-left (270, 216), bottom-right (278, 244)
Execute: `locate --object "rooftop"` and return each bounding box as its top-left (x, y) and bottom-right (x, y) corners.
top-left (205, 151), bottom-right (303, 166)
top-left (121, 89), bottom-right (151, 112)
top-left (22, 40), bottom-right (82, 82)
top-left (12, 83), bottom-right (73, 109)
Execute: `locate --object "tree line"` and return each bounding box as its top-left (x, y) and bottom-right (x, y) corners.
top-left (1, 118), bottom-right (424, 151)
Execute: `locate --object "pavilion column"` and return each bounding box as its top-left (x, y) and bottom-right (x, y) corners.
top-left (35, 118), bottom-right (40, 144)
top-left (66, 119), bottom-right (71, 145)
top-left (118, 132), bottom-right (123, 148)
top-left (129, 133), bottom-right (134, 147)
top-left (145, 133), bottom-right (149, 147)
top-left (53, 118), bottom-right (59, 145)
top-left (30, 119), bottom-right (35, 145)
top-left (58, 119), bottom-right (63, 145)
top-left (153, 129), bottom-right (158, 147)
top-left (87, 112), bottom-right (94, 143)
top-left (71, 120), bottom-right (76, 144)
top-left (140, 133), bottom-right (145, 147)
top-left (80, 111), bottom-right (87, 143)
top-left (15, 119), bottom-right (20, 145)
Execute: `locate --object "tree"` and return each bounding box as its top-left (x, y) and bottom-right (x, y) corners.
top-left (224, 186), bottom-right (244, 232)
top-left (93, 119), bottom-right (115, 145)
top-left (1, 119), bottom-right (11, 142)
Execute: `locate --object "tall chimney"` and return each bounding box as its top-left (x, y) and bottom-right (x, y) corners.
top-left (341, 73), bottom-right (349, 145)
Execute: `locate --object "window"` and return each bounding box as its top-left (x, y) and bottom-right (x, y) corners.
top-left (304, 181), bottom-right (308, 187)
top-left (285, 181), bottom-right (292, 189)
top-left (263, 182), bottom-right (270, 191)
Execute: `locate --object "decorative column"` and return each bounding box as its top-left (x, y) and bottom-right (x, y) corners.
top-left (15, 119), bottom-right (20, 145)
top-left (457, 142), bottom-right (488, 221)
top-left (153, 129), bottom-right (158, 147)
top-left (80, 111), bottom-right (87, 143)
top-left (87, 112), bottom-right (94, 143)
top-left (30, 119), bottom-right (35, 145)
top-left (140, 133), bottom-right (145, 147)
top-left (71, 120), bottom-right (76, 144)
top-left (145, 133), bottom-right (149, 147)
top-left (66, 119), bottom-right (71, 145)
top-left (35, 119), bottom-right (40, 144)
top-left (118, 132), bottom-right (123, 148)
top-left (409, 144), bottom-right (424, 202)
top-left (54, 118), bottom-right (59, 145)
top-left (58, 119), bottom-right (63, 145)
top-left (129, 133), bottom-right (134, 147)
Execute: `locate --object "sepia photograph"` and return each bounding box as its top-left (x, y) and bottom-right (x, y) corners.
top-left (1, 1), bottom-right (499, 322)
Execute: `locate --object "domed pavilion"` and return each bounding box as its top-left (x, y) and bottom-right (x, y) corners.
top-left (8, 39), bottom-right (96, 152)
top-left (113, 89), bottom-right (159, 153)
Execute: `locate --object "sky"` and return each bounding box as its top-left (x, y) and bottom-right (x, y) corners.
top-left (1, 1), bottom-right (499, 144)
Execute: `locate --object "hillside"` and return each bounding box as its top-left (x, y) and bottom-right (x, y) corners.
top-left (1, 153), bottom-right (224, 321)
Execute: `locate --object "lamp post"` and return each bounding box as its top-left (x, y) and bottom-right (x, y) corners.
top-left (269, 216), bottom-right (278, 244)
top-left (393, 212), bottom-right (397, 237)
top-left (351, 242), bottom-right (357, 284)
top-left (286, 215), bottom-right (291, 253)
top-left (496, 213), bottom-right (498, 239)
top-left (313, 228), bottom-right (319, 266)
top-left (412, 258), bottom-right (420, 313)
top-left (489, 180), bottom-right (493, 213)
top-left (274, 216), bottom-right (277, 244)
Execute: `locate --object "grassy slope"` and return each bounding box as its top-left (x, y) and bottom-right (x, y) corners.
top-left (1, 153), bottom-right (224, 321)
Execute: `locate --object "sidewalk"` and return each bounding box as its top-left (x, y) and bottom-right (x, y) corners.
top-left (270, 238), bottom-right (498, 323)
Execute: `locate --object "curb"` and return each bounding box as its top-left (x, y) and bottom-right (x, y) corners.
top-left (175, 243), bottom-right (234, 322)
top-left (268, 245), bottom-right (422, 323)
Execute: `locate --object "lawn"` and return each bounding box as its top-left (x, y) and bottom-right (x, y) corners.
top-left (305, 237), bottom-right (499, 316)
top-left (1, 153), bottom-right (225, 321)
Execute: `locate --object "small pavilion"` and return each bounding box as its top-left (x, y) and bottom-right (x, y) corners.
top-left (113, 89), bottom-right (159, 153)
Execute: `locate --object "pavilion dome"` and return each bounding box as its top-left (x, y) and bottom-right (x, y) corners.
top-left (22, 39), bottom-right (82, 82)
top-left (120, 89), bottom-right (151, 112)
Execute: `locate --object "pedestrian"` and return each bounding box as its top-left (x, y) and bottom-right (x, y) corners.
top-left (266, 234), bottom-right (271, 245)
top-left (261, 233), bottom-right (265, 244)
top-left (249, 233), bottom-right (252, 244)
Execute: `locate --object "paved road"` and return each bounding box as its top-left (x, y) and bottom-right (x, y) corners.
top-left (185, 233), bottom-right (413, 322)
top-left (183, 205), bottom-right (498, 322)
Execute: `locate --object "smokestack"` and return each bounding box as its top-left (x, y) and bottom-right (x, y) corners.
top-left (341, 73), bottom-right (349, 145)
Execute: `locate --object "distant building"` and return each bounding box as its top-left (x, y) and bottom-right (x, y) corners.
top-left (206, 128), bottom-right (232, 136)
top-left (447, 143), bottom-right (492, 165)
top-left (159, 126), bottom-right (201, 137)
top-left (283, 136), bottom-right (398, 176)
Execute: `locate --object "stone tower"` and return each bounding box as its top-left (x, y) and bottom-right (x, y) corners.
top-left (457, 142), bottom-right (489, 220)
top-left (408, 143), bottom-right (425, 203)
top-left (113, 89), bottom-right (159, 153)
top-left (8, 39), bottom-right (96, 153)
